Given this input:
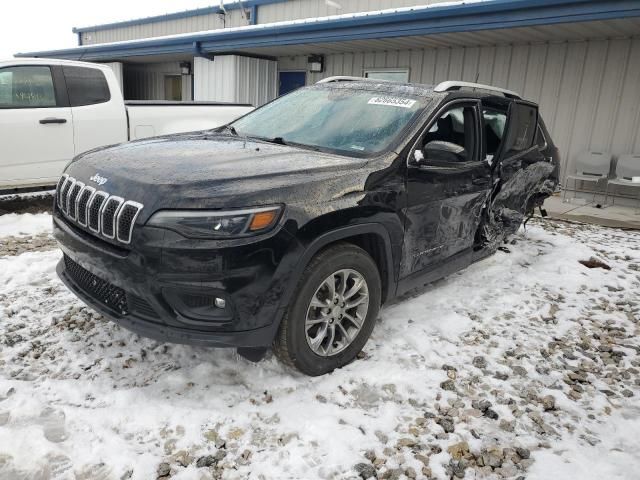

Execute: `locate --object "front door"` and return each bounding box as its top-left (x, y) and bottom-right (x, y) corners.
top-left (0, 65), bottom-right (74, 188)
top-left (279, 71), bottom-right (306, 96)
top-left (401, 100), bottom-right (492, 278)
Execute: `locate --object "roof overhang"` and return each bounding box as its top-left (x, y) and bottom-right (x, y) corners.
top-left (16, 0), bottom-right (640, 62)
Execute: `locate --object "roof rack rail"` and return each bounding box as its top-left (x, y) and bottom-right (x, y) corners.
top-left (316, 76), bottom-right (372, 84)
top-left (434, 81), bottom-right (521, 99)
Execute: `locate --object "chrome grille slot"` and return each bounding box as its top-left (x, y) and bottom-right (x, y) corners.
top-left (117, 201), bottom-right (143, 244)
top-left (67, 182), bottom-right (84, 220)
top-left (77, 186), bottom-right (94, 226)
top-left (56, 174), bottom-right (68, 209)
top-left (88, 192), bottom-right (108, 232)
top-left (60, 178), bottom-right (74, 214)
top-left (56, 175), bottom-right (143, 245)
top-left (101, 196), bottom-right (123, 239)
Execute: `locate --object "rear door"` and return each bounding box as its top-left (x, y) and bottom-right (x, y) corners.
top-left (0, 64), bottom-right (74, 187)
top-left (401, 99), bottom-right (492, 278)
top-left (490, 101), bottom-right (545, 219)
top-left (62, 65), bottom-right (128, 155)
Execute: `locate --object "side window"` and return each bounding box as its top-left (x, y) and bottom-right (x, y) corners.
top-left (482, 109), bottom-right (507, 161)
top-left (422, 105), bottom-right (477, 162)
top-left (502, 103), bottom-right (537, 157)
top-left (63, 66), bottom-right (110, 107)
top-left (0, 66), bottom-right (57, 108)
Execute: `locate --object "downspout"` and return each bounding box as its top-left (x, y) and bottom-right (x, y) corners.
top-left (250, 5), bottom-right (257, 25)
top-left (77, 32), bottom-right (83, 46)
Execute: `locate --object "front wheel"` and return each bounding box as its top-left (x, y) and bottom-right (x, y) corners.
top-left (273, 243), bottom-right (381, 376)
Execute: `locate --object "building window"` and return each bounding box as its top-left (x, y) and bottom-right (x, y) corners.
top-left (0, 66), bottom-right (57, 108)
top-left (363, 68), bottom-right (410, 83)
top-left (164, 75), bottom-right (182, 101)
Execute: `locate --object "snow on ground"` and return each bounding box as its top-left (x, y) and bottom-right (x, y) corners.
top-left (0, 212), bottom-right (52, 237)
top-left (0, 213), bottom-right (639, 480)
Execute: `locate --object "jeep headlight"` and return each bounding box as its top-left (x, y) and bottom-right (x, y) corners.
top-left (147, 206), bottom-right (282, 239)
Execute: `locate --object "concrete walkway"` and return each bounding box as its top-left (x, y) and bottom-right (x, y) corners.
top-left (543, 194), bottom-right (640, 229)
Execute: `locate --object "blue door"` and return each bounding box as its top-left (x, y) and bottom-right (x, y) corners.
top-left (279, 71), bottom-right (306, 96)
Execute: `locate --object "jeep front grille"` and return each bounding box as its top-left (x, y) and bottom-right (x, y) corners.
top-left (56, 174), bottom-right (143, 245)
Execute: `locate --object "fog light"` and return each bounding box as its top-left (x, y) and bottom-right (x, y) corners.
top-left (214, 297), bottom-right (226, 309)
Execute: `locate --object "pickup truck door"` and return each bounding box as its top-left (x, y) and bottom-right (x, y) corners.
top-left (0, 65), bottom-right (74, 187)
top-left (401, 99), bottom-right (492, 279)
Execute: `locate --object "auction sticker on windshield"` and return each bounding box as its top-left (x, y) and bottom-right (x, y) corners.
top-left (368, 96), bottom-right (416, 108)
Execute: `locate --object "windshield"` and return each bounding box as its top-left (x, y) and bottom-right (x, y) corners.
top-left (231, 86), bottom-right (426, 155)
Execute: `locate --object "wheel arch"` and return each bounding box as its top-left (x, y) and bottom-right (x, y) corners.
top-left (286, 223), bottom-right (397, 308)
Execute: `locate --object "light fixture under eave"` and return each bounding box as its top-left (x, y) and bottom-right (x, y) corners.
top-left (180, 62), bottom-right (192, 76)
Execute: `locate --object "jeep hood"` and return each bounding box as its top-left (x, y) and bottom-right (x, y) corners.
top-left (65, 133), bottom-right (370, 219)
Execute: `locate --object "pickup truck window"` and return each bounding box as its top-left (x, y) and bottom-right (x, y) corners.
top-left (483, 109), bottom-right (507, 160)
top-left (62, 66), bottom-right (111, 107)
top-left (232, 87), bottom-right (426, 155)
top-left (422, 105), bottom-right (477, 162)
top-left (0, 66), bottom-right (57, 108)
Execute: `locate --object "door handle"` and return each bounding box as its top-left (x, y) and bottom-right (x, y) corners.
top-left (39, 118), bottom-right (67, 124)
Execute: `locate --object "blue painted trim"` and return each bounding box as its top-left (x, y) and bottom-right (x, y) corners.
top-left (77, 32), bottom-right (83, 46)
top-left (250, 5), bottom-right (258, 26)
top-left (18, 0), bottom-right (640, 61)
top-left (72, 0), bottom-right (285, 33)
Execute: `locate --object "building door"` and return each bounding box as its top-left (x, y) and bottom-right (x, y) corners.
top-left (164, 75), bottom-right (182, 101)
top-left (279, 71), bottom-right (306, 96)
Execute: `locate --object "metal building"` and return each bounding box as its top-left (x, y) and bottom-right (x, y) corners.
top-left (17, 0), bottom-right (640, 186)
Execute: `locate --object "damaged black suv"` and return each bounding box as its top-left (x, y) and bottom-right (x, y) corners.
top-left (53, 78), bottom-right (559, 376)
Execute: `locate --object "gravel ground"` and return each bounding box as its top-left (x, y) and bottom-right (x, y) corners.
top-left (0, 207), bottom-right (638, 480)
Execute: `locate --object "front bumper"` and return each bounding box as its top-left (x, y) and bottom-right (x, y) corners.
top-left (53, 210), bottom-right (300, 348)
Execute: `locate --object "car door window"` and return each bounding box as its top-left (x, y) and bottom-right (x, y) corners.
top-left (422, 105), bottom-right (477, 162)
top-left (62, 66), bottom-right (110, 107)
top-left (0, 66), bottom-right (57, 108)
top-left (483, 108), bottom-right (507, 162)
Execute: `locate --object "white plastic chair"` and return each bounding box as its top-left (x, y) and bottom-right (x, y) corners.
top-left (562, 151), bottom-right (612, 202)
top-left (605, 154), bottom-right (640, 212)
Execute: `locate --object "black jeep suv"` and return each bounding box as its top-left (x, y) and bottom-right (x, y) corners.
top-left (53, 78), bottom-right (558, 376)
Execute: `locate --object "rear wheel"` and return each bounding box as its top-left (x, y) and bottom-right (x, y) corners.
top-left (273, 243), bottom-right (381, 376)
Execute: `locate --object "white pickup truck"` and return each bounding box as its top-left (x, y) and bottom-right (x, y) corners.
top-left (0, 58), bottom-right (253, 191)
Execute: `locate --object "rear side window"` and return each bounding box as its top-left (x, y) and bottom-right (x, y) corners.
top-left (0, 66), bottom-right (57, 108)
top-left (63, 66), bottom-right (110, 107)
top-left (483, 109), bottom-right (507, 160)
top-left (503, 102), bottom-right (537, 157)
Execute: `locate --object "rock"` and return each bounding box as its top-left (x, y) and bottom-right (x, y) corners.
top-left (472, 356), bottom-right (487, 369)
top-left (484, 408), bottom-right (499, 420)
top-left (622, 389), bottom-right (634, 398)
top-left (171, 450), bottom-right (191, 467)
top-left (472, 399), bottom-right (492, 412)
top-left (414, 453), bottom-right (430, 466)
top-left (494, 372), bottom-right (509, 381)
top-left (515, 447), bottom-right (530, 460)
top-left (448, 459), bottom-right (467, 478)
top-left (375, 431), bottom-right (389, 444)
top-left (511, 366), bottom-right (528, 377)
top-left (447, 442), bottom-right (469, 460)
top-left (354, 463), bottom-right (377, 479)
top-left (436, 417), bottom-right (455, 433)
top-left (405, 467), bottom-right (417, 479)
top-left (196, 455), bottom-right (217, 468)
top-left (440, 380), bottom-right (456, 392)
top-left (499, 419), bottom-right (515, 432)
top-left (479, 448), bottom-right (504, 469)
top-left (157, 463), bottom-right (170, 478)
top-left (541, 395), bottom-right (556, 411)
top-left (397, 438), bottom-right (417, 448)
top-left (568, 390), bottom-right (582, 401)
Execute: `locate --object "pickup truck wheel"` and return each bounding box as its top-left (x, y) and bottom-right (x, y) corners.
top-left (273, 243), bottom-right (381, 376)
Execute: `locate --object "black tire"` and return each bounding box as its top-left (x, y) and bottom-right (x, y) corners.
top-left (273, 243), bottom-right (381, 376)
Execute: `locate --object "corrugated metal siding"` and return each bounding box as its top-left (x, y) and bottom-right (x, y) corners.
top-left (278, 37), bottom-right (640, 181)
top-left (123, 62), bottom-right (192, 101)
top-left (194, 56), bottom-right (277, 106)
top-left (258, 0), bottom-right (452, 24)
top-left (79, 0), bottom-right (460, 45)
top-left (81, 10), bottom-right (248, 45)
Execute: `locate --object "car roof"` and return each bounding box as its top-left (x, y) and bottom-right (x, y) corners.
top-left (0, 58), bottom-right (111, 70)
